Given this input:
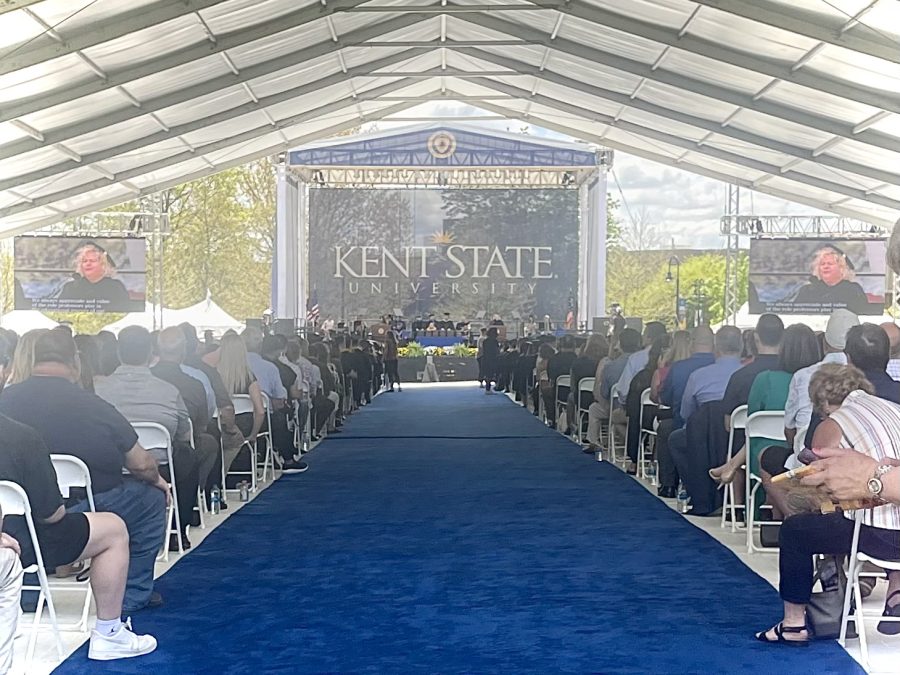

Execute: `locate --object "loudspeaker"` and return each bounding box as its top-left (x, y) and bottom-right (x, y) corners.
top-left (273, 319), bottom-right (297, 337)
top-left (592, 317), bottom-right (611, 334)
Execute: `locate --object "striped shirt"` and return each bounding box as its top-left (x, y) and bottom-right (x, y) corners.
top-left (829, 390), bottom-right (900, 529)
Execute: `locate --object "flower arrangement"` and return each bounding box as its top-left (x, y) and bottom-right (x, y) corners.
top-left (397, 341), bottom-right (477, 358)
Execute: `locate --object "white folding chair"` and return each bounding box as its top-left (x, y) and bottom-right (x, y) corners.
top-left (131, 422), bottom-right (182, 561)
top-left (608, 389), bottom-right (624, 464)
top-left (258, 392), bottom-right (275, 484)
top-left (720, 405), bottom-right (749, 532)
top-left (49, 454), bottom-right (95, 632)
top-left (745, 410), bottom-right (786, 554)
top-left (840, 509), bottom-right (900, 671)
top-left (637, 388), bottom-right (658, 483)
top-left (0, 481), bottom-right (64, 666)
top-left (223, 395), bottom-right (259, 496)
top-left (554, 375), bottom-right (570, 433)
top-left (575, 377), bottom-right (595, 443)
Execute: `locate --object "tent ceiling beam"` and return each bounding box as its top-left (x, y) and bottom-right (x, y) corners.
top-left (472, 98), bottom-right (894, 228)
top-left (0, 79), bottom-right (424, 218)
top-left (690, 0), bottom-right (900, 65)
top-left (0, 48), bottom-right (429, 192)
top-left (0, 14), bottom-right (429, 160)
top-left (0, 0), bottom-right (42, 15)
top-left (364, 40), bottom-right (543, 47)
top-left (344, 3), bottom-right (563, 12)
top-left (0, 0), bottom-right (233, 77)
top-left (555, 0), bottom-right (896, 113)
top-left (0, 99), bottom-right (421, 238)
top-left (456, 11), bottom-right (900, 155)
top-left (457, 47), bottom-right (900, 188)
top-left (0, 0), bottom-right (376, 124)
top-left (466, 76), bottom-right (900, 212)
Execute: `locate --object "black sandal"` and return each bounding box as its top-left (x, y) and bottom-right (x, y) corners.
top-left (878, 590), bottom-right (900, 635)
top-left (755, 622), bottom-right (810, 646)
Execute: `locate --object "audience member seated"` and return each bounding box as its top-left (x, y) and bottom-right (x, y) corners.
top-left (777, 310), bottom-right (858, 483)
top-left (756, 364), bottom-right (900, 645)
top-left (651, 330), bottom-right (689, 403)
top-left (545, 335), bottom-right (577, 430)
top-left (624, 334), bottom-right (669, 469)
top-left (512, 340), bottom-right (536, 406)
top-left (882, 321), bottom-right (900, 382)
top-left (585, 329), bottom-right (639, 456)
top-left (655, 326), bottom-right (715, 498)
top-left (259, 333), bottom-right (306, 472)
top-left (668, 326), bottom-right (743, 514)
top-left (95, 326), bottom-right (215, 551)
top-left (285, 339), bottom-right (318, 445)
top-left (0, 329), bottom-right (167, 614)
top-left (709, 325), bottom-right (820, 511)
top-left (534, 342), bottom-right (555, 417)
top-left (309, 342), bottom-right (339, 435)
top-left (0, 411), bottom-right (157, 660)
top-left (720, 314), bottom-right (784, 432)
top-left (613, 322), bottom-right (667, 467)
top-left (152, 328), bottom-right (220, 492)
top-left (216, 333), bottom-right (265, 478)
top-left (566, 334), bottom-right (607, 439)
top-left (180, 322), bottom-right (243, 497)
top-left (0, 508), bottom-right (21, 673)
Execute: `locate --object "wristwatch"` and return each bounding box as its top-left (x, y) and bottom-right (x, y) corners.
top-left (868, 464), bottom-right (896, 499)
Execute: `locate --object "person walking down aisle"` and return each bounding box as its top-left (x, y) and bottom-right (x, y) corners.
top-left (384, 331), bottom-right (401, 392)
top-left (481, 327), bottom-right (501, 394)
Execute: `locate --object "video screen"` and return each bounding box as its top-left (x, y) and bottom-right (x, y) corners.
top-left (748, 238), bottom-right (885, 316)
top-left (14, 236), bottom-right (147, 313)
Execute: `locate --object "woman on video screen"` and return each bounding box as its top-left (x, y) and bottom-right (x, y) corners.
top-left (792, 245), bottom-right (869, 313)
top-left (58, 241), bottom-right (131, 307)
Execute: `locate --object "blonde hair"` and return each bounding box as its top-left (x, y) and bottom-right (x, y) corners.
top-left (217, 333), bottom-right (253, 396)
top-left (809, 363), bottom-right (873, 415)
top-left (74, 243), bottom-right (114, 279)
top-left (6, 329), bottom-right (48, 385)
top-left (662, 330), bottom-right (691, 366)
top-left (812, 247), bottom-right (854, 283)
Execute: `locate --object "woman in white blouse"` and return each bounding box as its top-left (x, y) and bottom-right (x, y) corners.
top-left (756, 364), bottom-right (900, 645)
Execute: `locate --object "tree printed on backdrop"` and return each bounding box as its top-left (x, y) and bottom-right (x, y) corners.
top-left (308, 187), bottom-right (579, 322)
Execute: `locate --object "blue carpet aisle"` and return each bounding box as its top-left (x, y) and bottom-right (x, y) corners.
top-left (56, 386), bottom-right (862, 674)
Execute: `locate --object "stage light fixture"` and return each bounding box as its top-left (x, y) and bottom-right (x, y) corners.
top-left (754, 218), bottom-right (764, 233)
top-left (561, 171), bottom-right (575, 186)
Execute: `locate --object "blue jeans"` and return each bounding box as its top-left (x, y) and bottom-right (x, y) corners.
top-left (69, 478), bottom-right (167, 612)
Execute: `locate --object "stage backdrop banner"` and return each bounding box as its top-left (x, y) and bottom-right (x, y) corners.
top-left (14, 236), bottom-right (147, 313)
top-left (748, 238), bottom-right (885, 316)
top-left (308, 188), bottom-right (579, 321)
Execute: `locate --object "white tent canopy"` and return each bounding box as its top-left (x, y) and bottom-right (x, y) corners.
top-left (0, 0), bottom-right (899, 238)
top-left (0, 309), bottom-right (58, 334)
top-left (104, 294), bottom-right (244, 336)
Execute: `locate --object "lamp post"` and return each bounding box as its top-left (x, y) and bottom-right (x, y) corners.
top-left (666, 255), bottom-right (681, 327)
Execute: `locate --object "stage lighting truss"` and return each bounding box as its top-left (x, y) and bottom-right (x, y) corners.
top-left (290, 166), bottom-right (593, 188)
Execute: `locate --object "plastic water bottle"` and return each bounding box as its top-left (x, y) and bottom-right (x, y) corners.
top-left (211, 486), bottom-right (221, 515)
top-left (677, 484), bottom-right (690, 513)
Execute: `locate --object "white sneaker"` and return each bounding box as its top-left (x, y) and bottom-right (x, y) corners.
top-left (88, 618), bottom-right (157, 661)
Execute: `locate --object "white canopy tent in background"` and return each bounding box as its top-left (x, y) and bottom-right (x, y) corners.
top-left (0, 310), bottom-right (58, 334)
top-left (103, 293), bottom-right (244, 336)
top-left (722, 302), bottom-right (896, 332)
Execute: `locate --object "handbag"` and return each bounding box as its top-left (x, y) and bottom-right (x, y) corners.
top-left (807, 555), bottom-right (856, 640)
